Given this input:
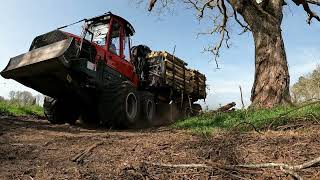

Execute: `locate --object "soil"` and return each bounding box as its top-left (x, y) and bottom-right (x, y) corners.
top-left (0, 116), bottom-right (320, 179)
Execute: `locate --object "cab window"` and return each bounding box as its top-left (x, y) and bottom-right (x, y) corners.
top-left (109, 21), bottom-right (121, 56)
top-left (92, 23), bottom-right (108, 45)
top-left (85, 22), bottom-right (109, 46)
top-left (123, 36), bottom-right (131, 61)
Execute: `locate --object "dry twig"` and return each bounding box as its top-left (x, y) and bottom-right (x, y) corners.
top-left (239, 85), bottom-right (245, 109)
top-left (144, 162), bottom-right (209, 168)
top-left (72, 141), bottom-right (103, 163)
top-left (235, 156), bottom-right (320, 170)
top-left (232, 121), bottom-right (261, 134)
top-left (144, 156), bottom-right (320, 178)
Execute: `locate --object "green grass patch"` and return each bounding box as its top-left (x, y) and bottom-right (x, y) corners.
top-left (0, 101), bottom-right (44, 117)
top-left (174, 102), bottom-right (320, 133)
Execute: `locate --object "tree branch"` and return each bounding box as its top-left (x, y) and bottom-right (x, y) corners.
top-left (235, 156), bottom-right (320, 171)
top-left (183, 0), bottom-right (216, 19)
top-left (148, 0), bottom-right (158, 11)
top-left (144, 156), bottom-right (320, 179)
top-left (292, 0), bottom-right (320, 24)
top-left (145, 0), bottom-right (252, 68)
top-left (230, 3), bottom-right (251, 34)
top-left (306, 0), bottom-right (320, 6)
top-left (144, 162), bottom-right (209, 168)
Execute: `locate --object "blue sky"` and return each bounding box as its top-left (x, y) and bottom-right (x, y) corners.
top-left (0, 0), bottom-right (319, 108)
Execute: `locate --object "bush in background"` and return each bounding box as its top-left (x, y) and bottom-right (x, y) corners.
top-left (291, 65), bottom-right (320, 103)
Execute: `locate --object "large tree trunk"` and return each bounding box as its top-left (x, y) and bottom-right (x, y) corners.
top-left (250, 24), bottom-right (291, 108)
top-left (231, 0), bottom-right (292, 108)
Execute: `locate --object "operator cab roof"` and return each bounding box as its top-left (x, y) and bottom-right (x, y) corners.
top-left (85, 12), bottom-right (135, 36)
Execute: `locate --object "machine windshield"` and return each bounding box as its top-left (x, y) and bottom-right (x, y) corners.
top-left (85, 22), bottom-right (109, 45)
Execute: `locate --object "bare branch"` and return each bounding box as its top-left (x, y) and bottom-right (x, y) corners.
top-left (306, 0), bottom-right (320, 6)
top-left (235, 156), bottom-right (320, 171)
top-left (144, 156), bottom-right (320, 179)
top-left (210, 0), bottom-right (230, 61)
top-left (148, 0), bottom-right (158, 11)
top-left (292, 0), bottom-right (320, 24)
top-left (184, 0), bottom-right (215, 19)
top-left (144, 0), bottom-right (247, 68)
top-left (144, 162), bottom-right (209, 168)
top-left (230, 3), bottom-right (251, 34)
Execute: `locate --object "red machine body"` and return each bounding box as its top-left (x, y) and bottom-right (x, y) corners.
top-left (0, 12), bottom-right (205, 128)
top-left (65, 14), bottom-right (139, 87)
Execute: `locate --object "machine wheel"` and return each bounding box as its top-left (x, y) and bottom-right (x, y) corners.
top-left (98, 82), bottom-right (140, 128)
top-left (140, 92), bottom-right (155, 125)
top-left (80, 106), bottom-right (99, 125)
top-left (43, 96), bottom-right (79, 125)
top-left (182, 103), bottom-right (192, 119)
top-left (191, 104), bottom-right (202, 116)
top-left (179, 103), bottom-right (202, 119)
top-left (154, 102), bottom-right (181, 124)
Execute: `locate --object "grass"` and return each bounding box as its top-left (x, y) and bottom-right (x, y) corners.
top-left (174, 102), bottom-right (320, 134)
top-left (0, 101), bottom-right (44, 117)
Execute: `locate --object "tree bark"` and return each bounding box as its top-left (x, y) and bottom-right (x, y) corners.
top-left (230, 0), bottom-right (292, 108)
top-left (250, 25), bottom-right (291, 108)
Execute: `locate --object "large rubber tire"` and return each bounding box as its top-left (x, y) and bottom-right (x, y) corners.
top-left (181, 102), bottom-right (192, 119)
top-left (154, 102), bottom-right (181, 124)
top-left (98, 82), bottom-right (140, 128)
top-left (179, 103), bottom-right (202, 119)
top-left (80, 106), bottom-right (99, 125)
top-left (43, 96), bottom-right (79, 125)
top-left (191, 104), bottom-right (202, 116)
top-left (140, 92), bottom-right (155, 126)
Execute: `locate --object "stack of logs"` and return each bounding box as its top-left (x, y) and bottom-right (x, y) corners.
top-left (146, 51), bottom-right (206, 99)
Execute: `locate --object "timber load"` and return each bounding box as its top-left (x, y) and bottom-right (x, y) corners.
top-left (146, 51), bottom-right (206, 100)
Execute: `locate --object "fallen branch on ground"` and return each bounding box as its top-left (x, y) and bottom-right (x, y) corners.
top-left (144, 162), bottom-right (209, 168)
top-left (145, 156), bottom-right (320, 170)
top-left (143, 156), bottom-right (320, 179)
top-left (235, 156), bottom-right (320, 171)
top-left (280, 166), bottom-right (303, 180)
top-left (217, 102), bottom-right (236, 112)
top-left (72, 141), bottom-right (103, 163)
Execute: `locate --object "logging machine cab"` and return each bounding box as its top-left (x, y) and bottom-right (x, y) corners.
top-left (79, 13), bottom-right (139, 86)
top-left (83, 12), bottom-right (135, 61)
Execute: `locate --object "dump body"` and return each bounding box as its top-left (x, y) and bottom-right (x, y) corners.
top-left (146, 51), bottom-right (206, 101)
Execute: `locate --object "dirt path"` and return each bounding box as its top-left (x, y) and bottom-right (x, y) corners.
top-left (0, 116), bottom-right (320, 179)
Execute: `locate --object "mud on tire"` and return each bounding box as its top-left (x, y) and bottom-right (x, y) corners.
top-left (98, 82), bottom-right (140, 128)
top-left (43, 96), bottom-right (79, 125)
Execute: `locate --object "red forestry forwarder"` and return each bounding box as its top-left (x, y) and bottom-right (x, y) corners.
top-left (1, 13), bottom-right (206, 128)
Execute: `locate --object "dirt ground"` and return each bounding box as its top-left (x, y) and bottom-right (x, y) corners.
top-left (0, 116), bottom-right (320, 180)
